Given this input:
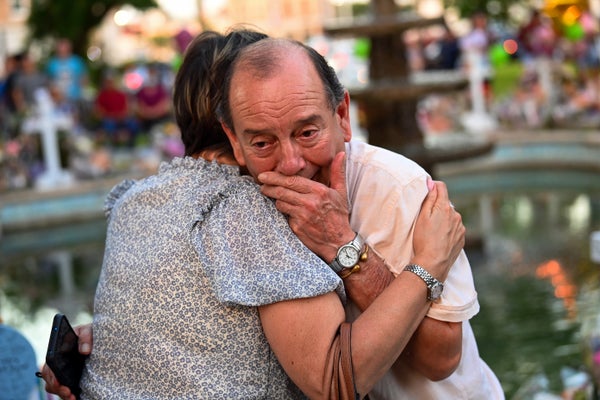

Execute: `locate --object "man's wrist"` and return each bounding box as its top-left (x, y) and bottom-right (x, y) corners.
top-left (329, 232), bottom-right (365, 274)
top-left (340, 244), bottom-right (395, 311)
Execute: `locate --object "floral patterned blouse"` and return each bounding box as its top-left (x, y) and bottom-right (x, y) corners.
top-left (80, 157), bottom-right (344, 399)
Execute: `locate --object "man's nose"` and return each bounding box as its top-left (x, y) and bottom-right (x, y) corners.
top-left (276, 142), bottom-right (305, 176)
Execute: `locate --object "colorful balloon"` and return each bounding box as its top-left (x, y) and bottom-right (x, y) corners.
top-left (354, 38), bottom-right (371, 59)
top-left (563, 22), bottom-right (585, 41)
top-left (489, 43), bottom-right (509, 67)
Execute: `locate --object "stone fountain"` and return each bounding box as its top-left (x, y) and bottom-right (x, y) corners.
top-left (324, 0), bottom-right (494, 176)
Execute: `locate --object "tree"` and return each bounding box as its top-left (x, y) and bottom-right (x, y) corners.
top-left (27, 0), bottom-right (158, 58)
top-left (444, 0), bottom-right (527, 23)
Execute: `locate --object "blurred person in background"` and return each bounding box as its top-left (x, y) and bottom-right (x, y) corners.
top-left (517, 9), bottom-right (556, 62)
top-left (93, 71), bottom-right (139, 148)
top-left (46, 38), bottom-right (88, 112)
top-left (1, 53), bottom-right (24, 138)
top-left (134, 63), bottom-right (171, 137)
top-left (13, 52), bottom-right (49, 113)
top-left (516, 9), bottom-right (557, 120)
top-left (459, 11), bottom-right (494, 107)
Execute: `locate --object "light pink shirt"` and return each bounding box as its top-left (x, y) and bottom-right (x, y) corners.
top-left (345, 140), bottom-right (504, 399)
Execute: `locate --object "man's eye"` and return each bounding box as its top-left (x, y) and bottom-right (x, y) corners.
top-left (253, 141), bottom-right (269, 149)
top-left (300, 129), bottom-right (318, 138)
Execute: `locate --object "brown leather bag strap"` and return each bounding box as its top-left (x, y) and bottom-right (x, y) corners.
top-left (340, 322), bottom-right (363, 400)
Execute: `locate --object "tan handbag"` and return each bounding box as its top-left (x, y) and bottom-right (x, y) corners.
top-left (329, 322), bottom-right (367, 400)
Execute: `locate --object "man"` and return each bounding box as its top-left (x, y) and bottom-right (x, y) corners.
top-left (218, 38), bottom-right (503, 399)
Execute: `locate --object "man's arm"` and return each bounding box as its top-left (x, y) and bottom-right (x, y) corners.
top-left (399, 316), bottom-right (462, 381)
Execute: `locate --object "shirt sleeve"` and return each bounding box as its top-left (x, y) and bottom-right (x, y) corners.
top-left (104, 179), bottom-right (136, 218)
top-left (345, 142), bottom-right (478, 322)
top-left (428, 251), bottom-right (480, 322)
top-left (191, 180), bottom-right (345, 307)
top-left (386, 178), bottom-right (479, 322)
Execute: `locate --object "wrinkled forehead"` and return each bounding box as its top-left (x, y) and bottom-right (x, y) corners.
top-left (232, 87), bottom-right (326, 128)
top-left (230, 48), bottom-right (326, 112)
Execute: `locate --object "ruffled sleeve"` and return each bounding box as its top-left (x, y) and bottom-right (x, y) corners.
top-left (190, 178), bottom-right (345, 307)
top-left (104, 179), bottom-right (136, 218)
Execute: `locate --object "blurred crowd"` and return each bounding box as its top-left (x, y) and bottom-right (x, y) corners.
top-left (0, 38), bottom-right (183, 192)
top-left (414, 8), bottom-right (600, 135)
top-left (3, 9), bottom-right (600, 192)
top-left (496, 9), bottom-right (600, 130)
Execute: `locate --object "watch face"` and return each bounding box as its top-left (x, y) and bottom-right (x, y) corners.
top-left (429, 282), bottom-right (444, 301)
top-left (338, 246), bottom-right (359, 268)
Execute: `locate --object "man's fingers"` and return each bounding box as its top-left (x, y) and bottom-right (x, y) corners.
top-left (260, 183), bottom-right (308, 208)
top-left (257, 172), bottom-right (313, 194)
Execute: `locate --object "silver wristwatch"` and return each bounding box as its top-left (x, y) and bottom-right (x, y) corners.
top-left (330, 233), bottom-right (365, 273)
top-left (404, 264), bottom-right (444, 301)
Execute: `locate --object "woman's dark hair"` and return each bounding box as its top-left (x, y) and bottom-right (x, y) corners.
top-left (173, 28), bottom-right (267, 156)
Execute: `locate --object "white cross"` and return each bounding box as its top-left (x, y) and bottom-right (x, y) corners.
top-left (22, 88), bottom-right (75, 190)
top-left (460, 50), bottom-right (498, 135)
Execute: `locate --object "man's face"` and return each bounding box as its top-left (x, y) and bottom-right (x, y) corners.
top-left (223, 49), bottom-right (352, 186)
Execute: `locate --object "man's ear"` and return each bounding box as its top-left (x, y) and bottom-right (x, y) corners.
top-left (222, 122), bottom-right (246, 167)
top-left (337, 91), bottom-right (352, 142)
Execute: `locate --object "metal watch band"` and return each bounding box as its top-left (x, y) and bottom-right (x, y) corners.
top-left (330, 233), bottom-right (365, 273)
top-left (403, 264), bottom-right (444, 301)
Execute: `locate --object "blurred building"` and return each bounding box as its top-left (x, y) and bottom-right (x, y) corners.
top-left (202, 0), bottom-right (335, 40)
top-left (6, 0), bottom-right (600, 72)
top-left (92, 0), bottom-right (341, 66)
top-left (0, 0), bottom-right (30, 75)
top-left (0, 0), bottom-right (342, 70)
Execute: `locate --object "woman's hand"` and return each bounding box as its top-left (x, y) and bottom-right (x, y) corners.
top-left (411, 179), bottom-right (465, 282)
top-left (40, 323), bottom-right (93, 400)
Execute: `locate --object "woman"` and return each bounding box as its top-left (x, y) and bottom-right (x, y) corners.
top-left (41, 29), bottom-right (464, 399)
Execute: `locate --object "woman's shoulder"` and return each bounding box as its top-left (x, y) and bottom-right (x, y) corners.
top-left (104, 178), bottom-right (137, 217)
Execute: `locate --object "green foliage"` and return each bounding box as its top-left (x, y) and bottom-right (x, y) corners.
top-left (27, 0), bottom-right (158, 58)
top-left (491, 60), bottom-right (524, 100)
top-left (444, 0), bottom-right (517, 22)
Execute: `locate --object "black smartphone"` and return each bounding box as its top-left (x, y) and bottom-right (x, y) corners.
top-left (45, 313), bottom-right (86, 398)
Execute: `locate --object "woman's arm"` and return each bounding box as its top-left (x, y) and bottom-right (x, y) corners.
top-left (259, 268), bottom-right (433, 398)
